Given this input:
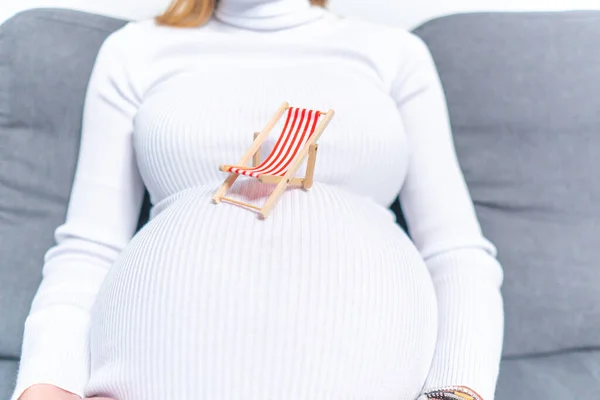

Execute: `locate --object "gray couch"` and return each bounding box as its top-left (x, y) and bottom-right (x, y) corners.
top-left (1, 8), bottom-right (599, 400)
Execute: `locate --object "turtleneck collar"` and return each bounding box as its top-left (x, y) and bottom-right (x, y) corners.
top-left (214, 0), bottom-right (326, 31)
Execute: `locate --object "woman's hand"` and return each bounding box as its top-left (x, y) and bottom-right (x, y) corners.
top-left (19, 384), bottom-right (81, 400)
top-left (18, 384), bottom-right (115, 400)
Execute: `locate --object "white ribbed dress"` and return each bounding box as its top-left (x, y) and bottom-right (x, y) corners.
top-left (12, 1), bottom-right (505, 400)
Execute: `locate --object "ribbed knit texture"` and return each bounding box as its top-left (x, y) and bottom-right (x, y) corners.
top-left (12, 2), bottom-right (504, 399)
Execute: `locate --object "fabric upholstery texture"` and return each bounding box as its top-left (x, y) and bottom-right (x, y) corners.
top-left (0, 359), bottom-right (18, 400)
top-left (414, 11), bottom-right (600, 358)
top-left (0, 9), bottom-right (139, 359)
top-left (497, 350), bottom-right (600, 398)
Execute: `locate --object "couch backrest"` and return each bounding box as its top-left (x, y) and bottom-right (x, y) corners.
top-left (0, 9), bottom-right (151, 358)
top-left (414, 11), bottom-right (600, 356)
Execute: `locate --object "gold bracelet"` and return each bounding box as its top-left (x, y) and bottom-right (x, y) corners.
top-left (422, 385), bottom-right (484, 400)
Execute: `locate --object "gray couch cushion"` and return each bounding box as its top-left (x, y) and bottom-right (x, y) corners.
top-left (497, 350), bottom-right (600, 399)
top-left (0, 359), bottom-right (18, 400)
top-left (0, 9), bottom-right (135, 358)
top-left (414, 12), bottom-right (600, 357)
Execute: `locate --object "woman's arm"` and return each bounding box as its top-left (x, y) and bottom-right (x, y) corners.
top-left (11, 26), bottom-right (145, 400)
top-left (391, 35), bottom-right (504, 400)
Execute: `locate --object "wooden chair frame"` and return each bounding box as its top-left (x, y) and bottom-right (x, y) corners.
top-left (212, 102), bottom-right (335, 219)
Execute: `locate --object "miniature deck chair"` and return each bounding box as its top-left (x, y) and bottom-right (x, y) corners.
top-left (212, 102), bottom-right (335, 219)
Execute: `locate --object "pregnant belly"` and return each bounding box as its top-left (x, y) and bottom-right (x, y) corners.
top-left (86, 182), bottom-right (438, 400)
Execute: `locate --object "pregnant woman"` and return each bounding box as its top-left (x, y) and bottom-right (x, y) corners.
top-left (12, 0), bottom-right (504, 399)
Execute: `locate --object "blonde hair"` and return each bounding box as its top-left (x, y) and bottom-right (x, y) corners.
top-left (156, 0), bottom-right (328, 28)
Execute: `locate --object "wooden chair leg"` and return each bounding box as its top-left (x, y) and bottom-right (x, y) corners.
top-left (259, 175), bottom-right (304, 185)
top-left (259, 178), bottom-right (291, 219)
top-left (303, 144), bottom-right (318, 189)
top-left (253, 132), bottom-right (261, 167)
top-left (212, 173), bottom-right (239, 203)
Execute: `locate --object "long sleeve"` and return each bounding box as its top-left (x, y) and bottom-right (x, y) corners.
top-left (392, 35), bottom-right (505, 400)
top-left (11, 27), bottom-right (145, 400)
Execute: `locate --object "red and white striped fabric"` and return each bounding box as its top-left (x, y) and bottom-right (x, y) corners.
top-left (229, 107), bottom-right (322, 178)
